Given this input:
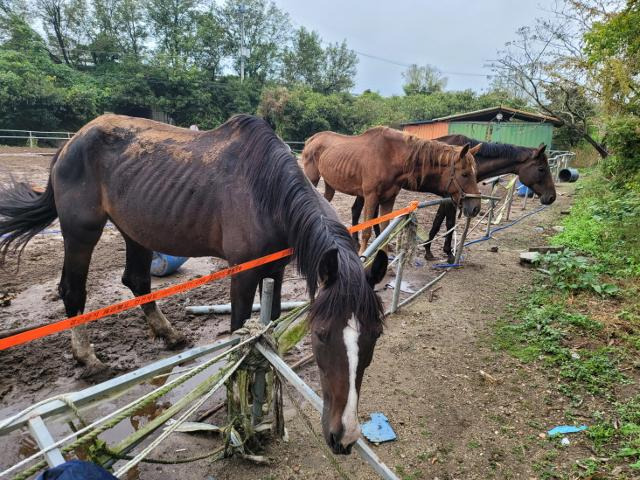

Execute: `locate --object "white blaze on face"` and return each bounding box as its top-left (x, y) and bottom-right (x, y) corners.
top-left (341, 315), bottom-right (361, 446)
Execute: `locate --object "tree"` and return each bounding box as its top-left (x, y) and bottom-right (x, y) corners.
top-left (282, 27), bottom-right (358, 94)
top-left (321, 40), bottom-right (358, 94)
top-left (282, 27), bottom-right (324, 89)
top-left (584, 0), bottom-right (640, 115)
top-left (491, 1), bottom-right (623, 158)
top-left (192, 10), bottom-right (226, 78)
top-left (215, 0), bottom-right (291, 81)
top-left (402, 64), bottom-right (448, 95)
top-left (35, 0), bottom-right (91, 67)
top-left (146, 0), bottom-right (198, 66)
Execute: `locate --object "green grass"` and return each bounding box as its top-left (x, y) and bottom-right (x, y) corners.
top-left (553, 170), bottom-right (640, 277)
top-left (495, 288), bottom-right (626, 399)
top-left (495, 165), bottom-right (640, 478)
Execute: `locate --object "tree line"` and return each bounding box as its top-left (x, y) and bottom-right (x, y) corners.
top-left (0, 0), bottom-right (532, 142)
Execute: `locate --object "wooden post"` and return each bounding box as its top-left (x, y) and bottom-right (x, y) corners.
top-left (486, 180), bottom-right (498, 237)
top-left (251, 278), bottom-right (273, 425)
top-left (454, 216), bottom-right (471, 265)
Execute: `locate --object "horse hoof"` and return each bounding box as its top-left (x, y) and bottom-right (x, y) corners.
top-left (165, 331), bottom-right (188, 350)
top-left (424, 251), bottom-right (436, 261)
top-left (447, 255), bottom-right (456, 264)
top-left (80, 361), bottom-right (110, 379)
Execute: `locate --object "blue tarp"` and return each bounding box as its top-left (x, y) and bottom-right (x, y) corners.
top-left (36, 460), bottom-right (117, 480)
top-left (361, 412), bottom-right (397, 443)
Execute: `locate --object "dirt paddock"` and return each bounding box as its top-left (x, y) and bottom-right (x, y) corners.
top-left (0, 147), bottom-right (576, 479)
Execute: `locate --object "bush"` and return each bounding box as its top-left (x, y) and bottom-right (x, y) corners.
top-left (603, 115), bottom-right (640, 181)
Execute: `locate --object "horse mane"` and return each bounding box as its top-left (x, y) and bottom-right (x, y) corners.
top-left (451, 134), bottom-right (535, 162)
top-left (400, 132), bottom-right (472, 189)
top-left (224, 115), bottom-right (383, 333)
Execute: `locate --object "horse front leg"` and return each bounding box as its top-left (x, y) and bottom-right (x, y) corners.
top-left (351, 196), bottom-right (364, 244)
top-left (359, 194), bottom-right (380, 255)
top-left (443, 203), bottom-right (457, 264)
top-left (377, 197), bottom-right (397, 253)
top-left (121, 236), bottom-right (186, 349)
top-left (425, 203), bottom-right (446, 261)
top-left (230, 271), bottom-right (260, 332)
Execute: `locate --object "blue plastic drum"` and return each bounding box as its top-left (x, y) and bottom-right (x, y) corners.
top-left (516, 180), bottom-right (534, 198)
top-left (150, 252), bottom-right (189, 276)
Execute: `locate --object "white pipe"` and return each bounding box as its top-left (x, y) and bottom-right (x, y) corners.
top-left (186, 301), bottom-right (306, 315)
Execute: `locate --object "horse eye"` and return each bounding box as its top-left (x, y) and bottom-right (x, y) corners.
top-left (538, 167), bottom-right (546, 173)
top-left (314, 330), bottom-right (329, 344)
top-left (461, 172), bottom-right (469, 178)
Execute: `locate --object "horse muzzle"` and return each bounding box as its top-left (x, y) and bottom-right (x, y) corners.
top-left (462, 197), bottom-right (481, 217)
top-left (328, 431), bottom-right (355, 455)
top-left (540, 192), bottom-right (556, 205)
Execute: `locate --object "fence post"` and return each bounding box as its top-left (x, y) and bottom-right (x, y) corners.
top-left (486, 179), bottom-right (498, 237)
top-left (453, 216), bottom-right (471, 265)
top-left (251, 278), bottom-right (273, 425)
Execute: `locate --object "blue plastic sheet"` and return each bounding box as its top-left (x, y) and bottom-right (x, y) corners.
top-left (36, 460), bottom-right (117, 480)
top-left (361, 412), bottom-right (397, 443)
top-left (547, 425), bottom-right (588, 437)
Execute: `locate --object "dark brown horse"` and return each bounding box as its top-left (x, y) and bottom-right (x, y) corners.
top-left (0, 114), bottom-right (388, 454)
top-left (301, 127), bottom-right (482, 253)
top-left (350, 134), bottom-right (557, 262)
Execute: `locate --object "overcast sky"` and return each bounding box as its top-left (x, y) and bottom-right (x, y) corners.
top-left (275, 0), bottom-right (557, 95)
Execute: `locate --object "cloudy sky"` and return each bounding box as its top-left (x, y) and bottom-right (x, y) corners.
top-left (276, 0), bottom-right (557, 95)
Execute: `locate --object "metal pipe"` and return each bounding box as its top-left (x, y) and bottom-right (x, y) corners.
top-left (0, 338), bottom-right (240, 434)
top-left (28, 417), bottom-right (64, 468)
top-left (255, 342), bottom-right (400, 480)
top-left (186, 301), bottom-right (305, 315)
top-left (396, 271), bottom-right (448, 309)
top-left (360, 214), bottom-right (406, 260)
top-left (390, 252), bottom-right (405, 314)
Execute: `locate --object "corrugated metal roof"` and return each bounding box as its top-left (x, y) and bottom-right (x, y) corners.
top-left (401, 106), bottom-right (563, 127)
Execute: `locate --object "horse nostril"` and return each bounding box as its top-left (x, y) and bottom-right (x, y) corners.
top-left (472, 205), bottom-right (480, 216)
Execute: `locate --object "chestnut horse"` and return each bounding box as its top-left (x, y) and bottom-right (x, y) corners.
top-left (0, 114), bottom-right (388, 454)
top-left (301, 127), bottom-right (482, 253)
top-left (350, 134), bottom-right (557, 263)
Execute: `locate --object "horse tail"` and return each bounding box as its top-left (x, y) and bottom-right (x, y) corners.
top-left (301, 135), bottom-right (323, 186)
top-left (0, 153), bottom-right (59, 265)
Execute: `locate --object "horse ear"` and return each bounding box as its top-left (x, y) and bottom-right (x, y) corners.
top-left (365, 250), bottom-right (388, 287)
top-left (469, 143), bottom-right (482, 155)
top-left (534, 143), bottom-right (547, 158)
top-left (459, 143), bottom-right (470, 158)
top-left (318, 248), bottom-right (339, 287)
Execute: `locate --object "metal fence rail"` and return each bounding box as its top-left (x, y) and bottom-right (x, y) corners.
top-left (0, 129), bottom-right (75, 147)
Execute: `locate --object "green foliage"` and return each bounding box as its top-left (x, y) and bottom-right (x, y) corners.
top-left (602, 115), bottom-right (640, 181)
top-left (0, 48), bottom-right (103, 131)
top-left (402, 64), bottom-right (447, 96)
top-left (535, 251), bottom-right (619, 296)
top-left (584, 0), bottom-right (640, 115)
top-left (282, 27), bottom-right (358, 94)
top-left (583, 395), bottom-right (640, 475)
top-left (553, 172), bottom-right (640, 277)
top-left (259, 86), bottom-right (530, 141)
top-left (495, 289), bottom-right (625, 399)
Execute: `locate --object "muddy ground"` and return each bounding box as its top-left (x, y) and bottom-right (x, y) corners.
top-left (0, 148), bottom-right (576, 479)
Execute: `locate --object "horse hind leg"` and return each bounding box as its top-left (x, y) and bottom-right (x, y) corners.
top-left (58, 226), bottom-right (108, 378)
top-left (324, 183), bottom-right (336, 202)
top-left (121, 236), bottom-right (186, 349)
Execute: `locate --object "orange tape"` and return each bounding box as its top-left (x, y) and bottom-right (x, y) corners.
top-left (0, 202), bottom-right (419, 350)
